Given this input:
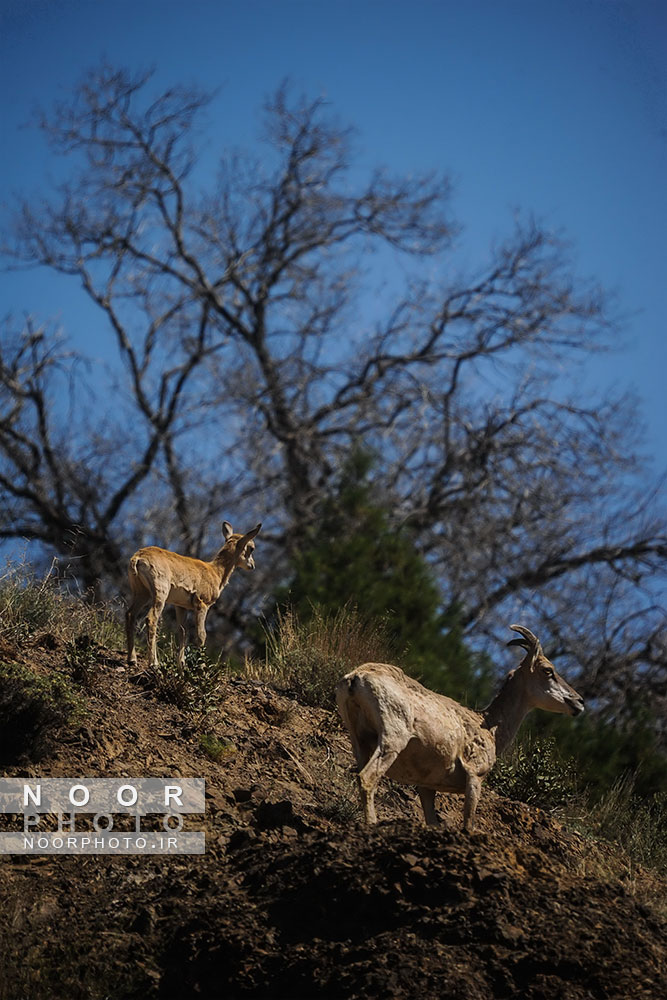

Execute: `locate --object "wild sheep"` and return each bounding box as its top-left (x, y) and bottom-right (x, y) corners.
top-left (125, 521), bottom-right (261, 668)
top-left (336, 624), bottom-right (584, 830)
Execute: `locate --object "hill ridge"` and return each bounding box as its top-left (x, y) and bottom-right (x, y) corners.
top-left (0, 635), bottom-right (664, 998)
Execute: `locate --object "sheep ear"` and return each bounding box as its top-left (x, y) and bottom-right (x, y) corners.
top-left (222, 521), bottom-right (234, 541)
top-left (234, 523), bottom-right (262, 553)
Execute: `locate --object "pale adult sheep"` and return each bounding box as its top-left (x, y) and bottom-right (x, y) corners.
top-left (336, 624), bottom-right (584, 830)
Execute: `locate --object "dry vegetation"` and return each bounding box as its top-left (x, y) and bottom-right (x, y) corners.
top-left (245, 604), bottom-right (398, 707)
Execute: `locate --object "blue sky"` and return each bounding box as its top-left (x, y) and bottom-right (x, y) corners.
top-left (1, 0), bottom-right (665, 470)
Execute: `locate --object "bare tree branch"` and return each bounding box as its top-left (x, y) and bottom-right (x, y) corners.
top-left (0, 67), bottom-right (664, 714)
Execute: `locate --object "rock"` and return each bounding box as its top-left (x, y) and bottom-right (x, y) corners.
top-left (232, 787), bottom-right (255, 803)
top-left (226, 828), bottom-right (257, 852)
top-left (254, 799), bottom-right (305, 832)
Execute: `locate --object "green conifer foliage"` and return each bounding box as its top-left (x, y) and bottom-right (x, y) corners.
top-left (277, 451), bottom-right (493, 706)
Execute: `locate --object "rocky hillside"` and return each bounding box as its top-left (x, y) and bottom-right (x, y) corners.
top-left (0, 634), bottom-right (665, 999)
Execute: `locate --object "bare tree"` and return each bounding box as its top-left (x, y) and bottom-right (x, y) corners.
top-left (1, 65), bottom-right (665, 717)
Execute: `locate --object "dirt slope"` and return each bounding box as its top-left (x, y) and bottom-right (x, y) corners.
top-left (0, 636), bottom-right (665, 999)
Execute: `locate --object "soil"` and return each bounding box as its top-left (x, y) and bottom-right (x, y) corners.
top-left (0, 634), bottom-right (665, 999)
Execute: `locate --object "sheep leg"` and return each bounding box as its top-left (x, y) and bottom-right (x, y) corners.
top-left (193, 600), bottom-right (209, 649)
top-left (417, 786), bottom-right (439, 826)
top-left (463, 772), bottom-right (482, 832)
top-left (146, 592), bottom-right (167, 669)
top-left (125, 573), bottom-right (151, 668)
top-left (357, 742), bottom-right (404, 824)
top-left (126, 593), bottom-right (149, 667)
top-left (175, 606), bottom-right (187, 666)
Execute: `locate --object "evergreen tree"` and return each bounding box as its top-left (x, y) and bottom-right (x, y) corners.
top-left (277, 451), bottom-right (493, 706)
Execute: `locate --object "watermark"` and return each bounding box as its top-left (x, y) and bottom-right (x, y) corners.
top-left (0, 778), bottom-right (206, 855)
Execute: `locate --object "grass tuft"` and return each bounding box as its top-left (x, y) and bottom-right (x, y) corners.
top-left (571, 776), bottom-right (667, 877)
top-left (0, 560), bottom-right (124, 648)
top-left (246, 604), bottom-right (397, 708)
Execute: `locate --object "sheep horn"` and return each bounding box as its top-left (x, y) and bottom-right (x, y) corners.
top-left (508, 625), bottom-right (543, 657)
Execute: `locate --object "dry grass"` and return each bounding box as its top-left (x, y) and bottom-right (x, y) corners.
top-left (566, 776), bottom-right (667, 880)
top-left (0, 560), bottom-right (123, 648)
top-left (245, 604), bottom-right (398, 708)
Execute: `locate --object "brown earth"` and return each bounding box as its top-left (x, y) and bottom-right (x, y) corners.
top-left (0, 635), bottom-right (665, 999)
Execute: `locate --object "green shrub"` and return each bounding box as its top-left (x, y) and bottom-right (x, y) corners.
top-left (0, 661), bottom-right (85, 763)
top-left (64, 635), bottom-right (101, 689)
top-left (527, 707), bottom-right (667, 801)
top-left (247, 604), bottom-right (396, 708)
top-left (488, 733), bottom-right (579, 811)
top-left (146, 643), bottom-right (227, 712)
